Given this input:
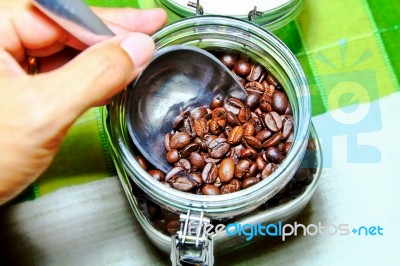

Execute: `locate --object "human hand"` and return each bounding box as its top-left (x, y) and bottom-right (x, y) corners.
top-left (0, 0), bottom-right (167, 204)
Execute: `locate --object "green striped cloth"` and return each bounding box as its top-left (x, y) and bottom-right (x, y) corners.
top-left (13, 0), bottom-right (399, 203)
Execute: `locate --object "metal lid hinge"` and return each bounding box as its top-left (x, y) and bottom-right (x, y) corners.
top-left (171, 210), bottom-right (214, 266)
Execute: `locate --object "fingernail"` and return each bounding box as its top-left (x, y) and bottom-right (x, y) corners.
top-left (121, 33), bottom-right (155, 68)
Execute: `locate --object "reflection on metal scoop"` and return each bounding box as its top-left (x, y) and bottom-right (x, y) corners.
top-left (126, 45), bottom-right (247, 173)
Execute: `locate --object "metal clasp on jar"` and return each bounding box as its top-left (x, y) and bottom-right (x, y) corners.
top-left (171, 210), bottom-right (214, 266)
top-left (187, 0), bottom-right (204, 16)
top-left (248, 6), bottom-right (264, 22)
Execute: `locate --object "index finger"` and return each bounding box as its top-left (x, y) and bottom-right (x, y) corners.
top-left (8, 4), bottom-right (167, 60)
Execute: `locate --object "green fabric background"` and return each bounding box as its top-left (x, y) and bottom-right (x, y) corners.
top-left (13, 0), bottom-right (399, 203)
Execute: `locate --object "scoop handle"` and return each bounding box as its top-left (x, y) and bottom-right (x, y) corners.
top-left (32, 0), bottom-right (114, 45)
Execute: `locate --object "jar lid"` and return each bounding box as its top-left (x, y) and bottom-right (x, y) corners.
top-left (158, 0), bottom-right (303, 30)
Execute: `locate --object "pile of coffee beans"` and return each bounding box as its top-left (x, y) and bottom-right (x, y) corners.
top-left (149, 53), bottom-right (295, 195)
top-left (135, 137), bottom-right (317, 236)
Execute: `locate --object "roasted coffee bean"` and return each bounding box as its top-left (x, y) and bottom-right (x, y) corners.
top-left (245, 162), bottom-right (258, 178)
top-left (166, 149), bottom-right (180, 164)
top-left (183, 115), bottom-right (196, 138)
top-left (210, 96), bottom-right (224, 109)
top-left (190, 106), bottom-right (208, 120)
top-left (220, 53), bottom-right (238, 69)
top-left (245, 88), bottom-right (263, 98)
top-left (180, 143), bottom-right (199, 158)
top-left (260, 100), bottom-right (273, 113)
top-left (243, 136), bottom-right (263, 150)
top-left (235, 73), bottom-right (246, 86)
top-left (246, 64), bottom-right (263, 81)
top-left (176, 158), bottom-right (191, 171)
top-left (202, 162), bottom-right (218, 183)
top-left (189, 152), bottom-right (205, 170)
top-left (277, 142), bottom-right (285, 152)
top-left (244, 81), bottom-right (264, 96)
top-left (224, 97), bottom-right (244, 115)
top-left (202, 184), bottom-right (221, 195)
top-left (285, 104), bottom-right (292, 115)
top-left (289, 185), bottom-right (305, 198)
top-left (189, 173), bottom-right (203, 187)
top-left (165, 166), bottom-right (185, 182)
top-left (148, 169), bottom-right (166, 181)
top-left (283, 142), bottom-right (292, 154)
top-left (263, 131), bottom-right (283, 148)
top-left (164, 133), bottom-right (172, 152)
top-left (170, 173), bottom-right (196, 192)
top-left (264, 111), bottom-right (283, 132)
top-left (294, 168), bottom-right (310, 182)
top-left (234, 59), bottom-right (251, 76)
top-left (255, 129), bottom-right (272, 142)
top-left (281, 115), bottom-right (293, 139)
top-left (265, 147), bottom-right (284, 163)
top-left (202, 134), bottom-right (217, 149)
top-left (224, 125), bottom-right (232, 138)
top-left (242, 177), bottom-right (259, 189)
top-left (204, 155), bottom-right (222, 164)
top-left (194, 137), bottom-right (202, 146)
top-left (226, 111), bottom-right (241, 126)
top-left (229, 144), bottom-right (244, 163)
top-left (286, 132), bottom-right (294, 143)
top-left (254, 107), bottom-right (263, 117)
top-left (250, 112), bottom-right (263, 133)
top-left (263, 83), bottom-right (275, 97)
top-left (208, 138), bottom-right (230, 158)
top-left (266, 73), bottom-right (279, 87)
top-left (214, 177), bottom-right (223, 188)
top-left (172, 114), bottom-right (185, 130)
top-left (261, 163), bottom-right (278, 179)
top-left (194, 118), bottom-right (209, 138)
top-left (245, 93), bottom-right (260, 110)
top-left (217, 118), bottom-right (227, 128)
top-left (243, 122), bottom-right (255, 136)
top-left (211, 107), bottom-right (227, 119)
top-left (301, 173), bottom-right (314, 185)
top-left (240, 147), bottom-right (258, 160)
top-left (272, 91), bottom-right (289, 114)
top-left (166, 220), bottom-right (180, 235)
top-left (209, 118), bottom-right (223, 135)
top-left (170, 132), bottom-right (191, 150)
top-left (221, 179), bottom-right (241, 194)
top-left (256, 157), bottom-right (267, 171)
top-left (136, 155), bottom-right (148, 170)
top-left (238, 106), bottom-right (251, 123)
top-left (227, 126), bottom-right (244, 145)
top-left (219, 158), bottom-right (235, 182)
top-left (235, 160), bottom-right (251, 178)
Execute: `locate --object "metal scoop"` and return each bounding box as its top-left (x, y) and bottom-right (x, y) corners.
top-left (32, 0), bottom-right (247, 173)
top-left (126, 45), bottom-right (247, 173)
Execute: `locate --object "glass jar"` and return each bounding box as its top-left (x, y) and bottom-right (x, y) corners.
top-left (138, 0), bottom-right (304, 31)
top-left (103, 14), bottom-right (321, 266)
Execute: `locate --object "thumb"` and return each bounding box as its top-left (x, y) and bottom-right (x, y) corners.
top-left (41, 32), bottom-right (154, 116)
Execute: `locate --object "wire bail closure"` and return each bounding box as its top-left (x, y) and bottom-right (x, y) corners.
top-left (248, 6), bottom-right (263, 22)
top-left (171, 210), bottom-right (214, 266)
top-left (187, 0), bottom-right (204, 15)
